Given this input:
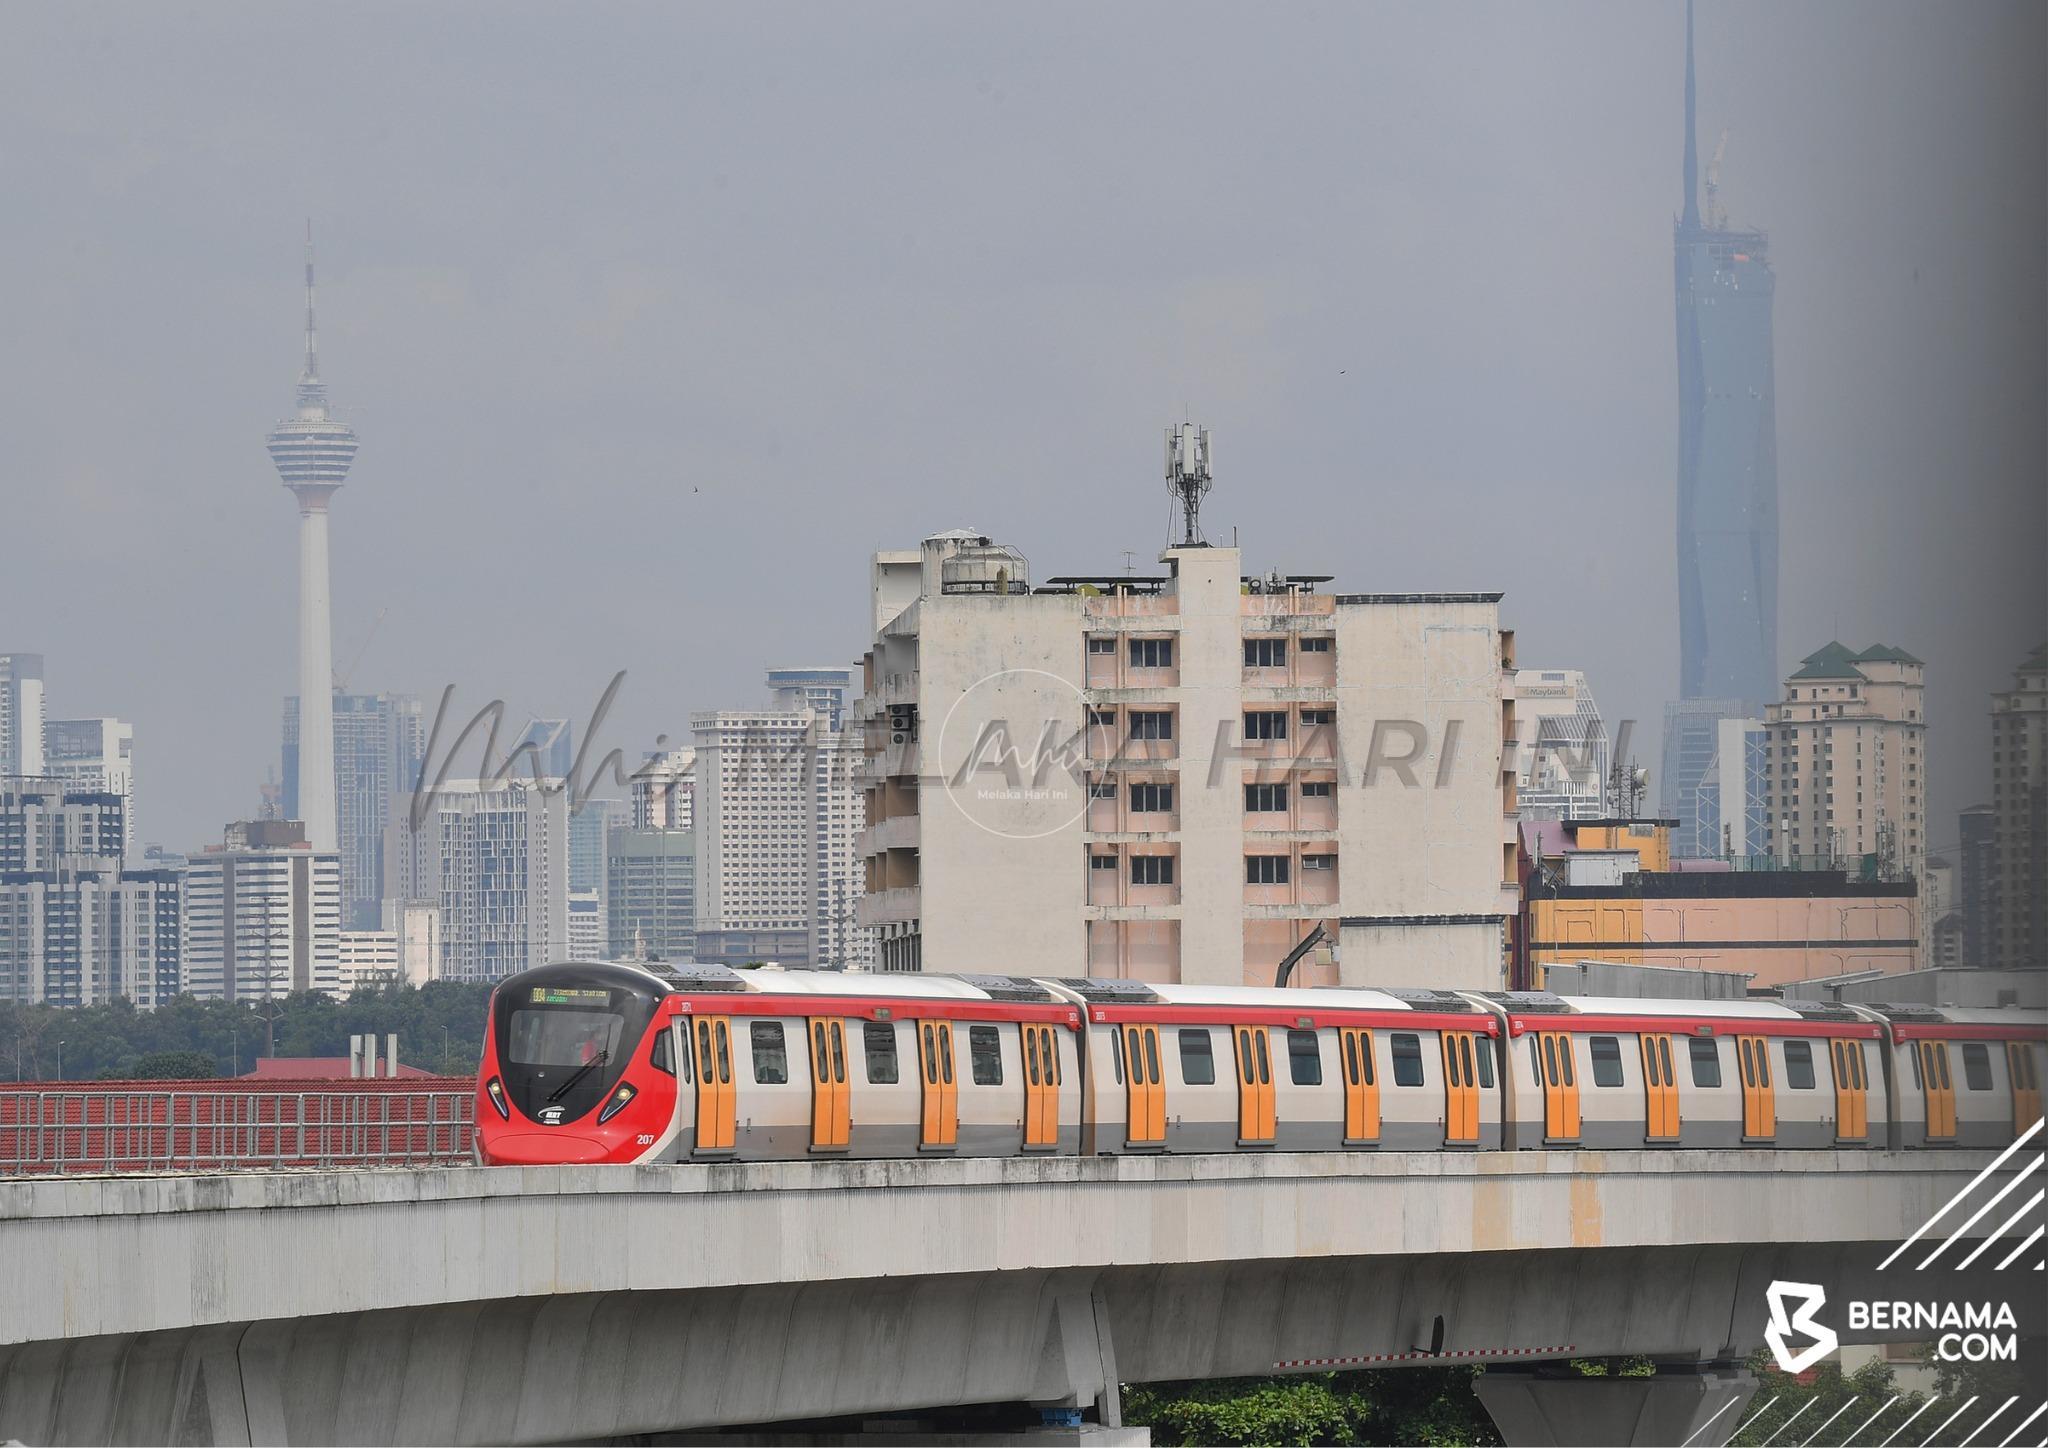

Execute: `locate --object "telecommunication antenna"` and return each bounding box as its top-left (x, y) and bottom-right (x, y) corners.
top-left (1164, 423), bottom-right (1213, 547)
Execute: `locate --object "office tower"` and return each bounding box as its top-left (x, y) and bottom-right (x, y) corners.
top-left (1659, 697), bottom-right (1747, 854)
top-left (858, 527), bottom-right (1517, 986)
top-left (1990, 643), bottom-right (2046, 968)
top-left (630, 747), bottom-right (695, 830)
top-left (1690, 715), bottom-right (1768, 860)
top-left (265, 229), bottom-right (358, 855)
top-left (1958, 803), bottom-right (1996, 968)
top-left (1511, 670), bottom-right (1609, 820)
top-left (45, 718), bottom-right (135, 861)
top-left (1673, 2), bottom-right (1778, 709)
top-left (607, 827), bottom-right (695, 962)
top-left (568, 796), bottom-right (624, 898)
top-left (0, 655), bottom-right (46, 776)
top-left (505, 719), bottom-right (574, 780)
top-left (566, 887), bottom-right (604, 962)
top-left (384, 778), bottom-right (569, 982)
top-left (0, 776), bottom-right (180, 1007)
top-left (284, 691), bottom-right (425, 928)
top-left (181, 820), bottom-right (340, 1002)
top-left (1764, 643), bottom-right (1926, 873)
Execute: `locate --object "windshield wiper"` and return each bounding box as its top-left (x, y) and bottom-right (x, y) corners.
top-left (546, 1048), bottom-right (609, 1103)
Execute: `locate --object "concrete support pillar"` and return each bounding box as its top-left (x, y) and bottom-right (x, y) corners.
top-left (1474, 1363), bottom-right (1759, 1448)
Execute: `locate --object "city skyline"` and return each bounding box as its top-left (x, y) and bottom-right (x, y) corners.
top-left (1, 3), bottom-right (2040, 872)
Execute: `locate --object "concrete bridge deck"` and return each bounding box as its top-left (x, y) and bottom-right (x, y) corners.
top-left (0, 1150), bottom-right (2033, 1445)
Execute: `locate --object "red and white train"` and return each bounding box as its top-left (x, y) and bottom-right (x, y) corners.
top-left (474, 961), bottom-right (2046, 1167)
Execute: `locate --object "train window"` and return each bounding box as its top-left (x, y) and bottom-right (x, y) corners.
top-left (1472, 1036), bottom-right (1493, 1089)
top-left (1784, 1041), bottom-right (1815, 1090)
top-left (969, 1025), bottom-right (1003, 1086)
top-left (1961, 1043), bottom-right (1993, 1091)
top-left (1530, 1036), bottom-right (1542, 1086)
top-left (751, 1022), bottom-right (789, 1084)
top-left (1689, 1037), bottom-right (1721, 1089)
top-left (1658, 1037), bottom-right (1674, 1089)
top-left (864, 1022), bottom-right (898, 1084)
top-left (939, 1024), bottom-right (955, 1085)
top-left (1559, 1037), bottom-right (1574, 1087)
top-left (1144, 1030), bottom-right (1161, 1085)
top-left (1909, 1041), bottom-right (1924, 1088)
top-left (1589, 1037), bottom-right (1623, 1088)
top-left (1392, 1033), bottom-right (1424, 1087)
top-left (1179, 1029), bottom-right (1216, 1085)
top-left (1255, 1029), bottom-right (1271, 1086)
top-left (1542, 1034), bottom-right (1558, 1087)
top-left (830, 1022), bottom-right (847, 1084)
top-left (650, 1027), bottom-right (675, 1077)
top-left (1738, 1038), bottom-right (1754, 1087)
top-left (1343, 1032), bottom-right (1359, 1085)
top-left (1287, 1029), bottom-right (1323, 1086)
top-left (1849, 1042), bottom-right (1865, 1090)
top-left (1459, 1035), bottom-right (1477, 1090)
top-left (1754, 1041), bottom-right (1770, 1088)
top-left (1935, 1044), bottom-right (1950, 1091)
top-left (921, 1024), bottom-right (939, 1084)
top-left (1112, 1030), bottom-right (1124, 1085)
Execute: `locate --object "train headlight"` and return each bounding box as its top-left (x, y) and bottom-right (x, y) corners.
top-left (484, 1076), bottom-right (511, 1120)
top-left (597, 1082), bottom-right (638, 1125)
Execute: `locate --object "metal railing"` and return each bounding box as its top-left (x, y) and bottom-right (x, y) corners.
top-left (0, 1087), bottom-right (476, 1176)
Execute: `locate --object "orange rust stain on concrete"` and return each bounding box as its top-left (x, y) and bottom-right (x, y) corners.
top-left (1570, 1173), bottom-right (1604, 1247)
top-left (1473, 1177), bottom-right (1516, 1251)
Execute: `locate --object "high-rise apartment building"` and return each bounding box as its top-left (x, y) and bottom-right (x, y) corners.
top-left (0, 655), bottom-right (46, 776)
top-left (284, 691), bottom-right (425, 928)
top-left (182, 819), bottom-right (341, 1001)
top-left (1511, 670), bottom-right (1608, 821)
top-left (607, 827), bottom-right (695, 962)
top-left (857, 531), bottom-right (1518, 987)
top-left (47, 718), bottom-right (135, 863)
top-left (630, 748), bottom-right (695, 830)
top-left (1764, 643), bottom-right (1926, 874)
top-left (0, 776), bottom-right (180, 1006)
top-left (568, 796), bottom-right (625, 900)
top-left (566, 886), bottom-right (604, 961)
top-left (384, 778), bottom-right (569, 982)
top-left (1990, 643), bottom-right (2046, 968)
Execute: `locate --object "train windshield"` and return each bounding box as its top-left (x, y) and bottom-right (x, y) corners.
top-left (492, 968), bottom-right (662, 1124)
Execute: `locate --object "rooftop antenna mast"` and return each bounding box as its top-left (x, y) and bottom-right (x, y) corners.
top-left (1164, 422), bottom-right (1213, 547)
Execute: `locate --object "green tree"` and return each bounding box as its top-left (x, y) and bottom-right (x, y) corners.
top-left (1125, 1367), bottom-right (1500, 1448)
top-left (125, 1049), bottom-right (221, 1080)
top-left (1729, 1353), bottom-right (1924, 1447)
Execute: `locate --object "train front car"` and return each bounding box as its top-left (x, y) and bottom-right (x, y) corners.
top-left (476, 961), bottom-right (678, 1165)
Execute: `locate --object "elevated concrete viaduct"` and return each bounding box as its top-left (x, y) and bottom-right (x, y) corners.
top-left (0, 1150), bottom-right (2033, 1446)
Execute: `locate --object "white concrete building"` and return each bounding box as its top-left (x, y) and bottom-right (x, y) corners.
top-left (566, 886), bottom-right (604, 961)
top-left (0, 655), bottom-right (45, 777)
top-left (383, 778), bottom-right (570, 982)
top-left (630, 748), bottom-right (695, 831)
top-left (182, 820), bottom-right (341, 1001)
top-left (380, 898), bottom-right (443, 987)
top-left (858, 532), bottom-right (1517, 988)
top-left (1511, 670), bottom-right (1607, 821)
top-left (335, 929), bottom-right (399, 994)
top-left (1765, 643), bottom-right (1926, 875)
top-left (45, 717), bottom-right (135, 862)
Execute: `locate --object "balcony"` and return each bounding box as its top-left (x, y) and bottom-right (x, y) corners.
top-left (857, 887), bottom-right (921, 927)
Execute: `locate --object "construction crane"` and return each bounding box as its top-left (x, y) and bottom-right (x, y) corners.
top-left (1703, 128), bottom-right (1729, 230)
top-left (334, 606), bottom-right (388, 693)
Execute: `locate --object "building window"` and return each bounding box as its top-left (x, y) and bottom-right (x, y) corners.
top-left (1244, 637), bottom-right (1288, 668)
top-left (1300, 780), bottom-right (1334, 798)
top-left (1089, 854), bottom-right (1118, 871)
top-left (1129, 638), bottom-right (1174, 669)
top-left (1300, 636), bottom-right (1333, 653)
top-left (1245, 855), bottom-right (1290, 885)
top-left (1088, 707), bottom-right (1117, 727)
top-left (1087, 636), bottom-right (1116, 655)
top-left (1129, 711), bottom-right (1173, 740)
top-left (1302, 853), bottom-right (1336, 871)
top-left (1089, 780), bottom-right (1118, 800)
top-left (1130, 855), bottom-right (1175, 886)
top-left (1244, 782), bottom-right (1288, 813)
top-left (1300, 707), bottom-right (1334, 727)
top-left (1244, 711), bottom-right (1289, 740)
top-left (1130, 782), bottom-right (1175, 813)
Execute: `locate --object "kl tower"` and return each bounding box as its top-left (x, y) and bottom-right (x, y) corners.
top-left (266, 224), bottom-right (357, 854)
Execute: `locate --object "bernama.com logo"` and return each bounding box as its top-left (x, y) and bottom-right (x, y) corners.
top-left (1764, 1281), bottom-right (2021, 1372)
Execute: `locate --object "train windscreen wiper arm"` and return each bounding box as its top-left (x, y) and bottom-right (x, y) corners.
top-left (546, 1048), bottom-right (609, 1103)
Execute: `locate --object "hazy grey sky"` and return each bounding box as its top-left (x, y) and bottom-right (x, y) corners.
top-left (3, 1), bottom-right (2041, 857)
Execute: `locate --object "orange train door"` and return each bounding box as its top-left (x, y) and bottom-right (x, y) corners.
top-left (2008, 1042), bottom-right (2043, 1139)
top-left (1340, 1027), bottom-right (1380, 1144)
top-left (692, 1016), bottom-right (735, 1152)
top-left (1235, 1025), bottom-right (1276, 1144)
top-left (1441, 1032), bottom-right (1479, 1144)
top-left (1640, 1033), bottom-right (1679, 1141)
top-left (918, 1020), bottom-right (958, 1148)
top-left (1830, 1039), bottom-right (1868, 1143)
top-left (808, 1017), bottom-right (850, 1150)
top-left (1736, 1034), bottom-right (1776, 1141)
top-left (1022, 1023), bottom-right (1061, 1149)
top-left (1122, 1024), bottom-right (1165, 1147)
top-left (1537, 1030), bottom-right (1580, 1142)
top-left (1918, 1040), bottom-right (1956, 1141)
